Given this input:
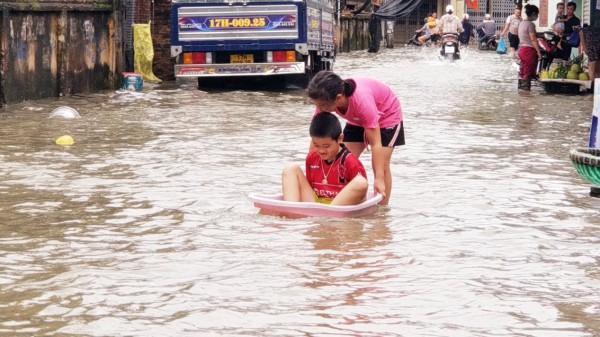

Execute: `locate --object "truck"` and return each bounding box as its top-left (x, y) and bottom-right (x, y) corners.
top-left (170, 0), bottom-right (336, 88)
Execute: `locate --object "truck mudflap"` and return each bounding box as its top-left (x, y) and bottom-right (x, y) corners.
top-left (175, 62), bottom-right (306, 77)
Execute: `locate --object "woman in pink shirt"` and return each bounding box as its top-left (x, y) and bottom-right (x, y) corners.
top-left (307, 71), bottom-right (405, 206)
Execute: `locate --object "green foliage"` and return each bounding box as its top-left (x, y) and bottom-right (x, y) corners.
top-left (571, 54), bottom-right (583, 67)
top-left (556, 64), bottom-right (569, 79)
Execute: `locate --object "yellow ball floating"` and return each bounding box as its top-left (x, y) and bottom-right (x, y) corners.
top-left (55, 135), bottom-right (74, 146)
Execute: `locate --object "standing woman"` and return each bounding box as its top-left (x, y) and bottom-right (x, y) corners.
top-left (307, 71), bottom-right (404, 206)
top-left (517, 4), bottom-right (542, 91)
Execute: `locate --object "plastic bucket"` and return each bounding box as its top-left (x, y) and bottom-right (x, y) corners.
top-left (122, 72), bottom-right (144, 92)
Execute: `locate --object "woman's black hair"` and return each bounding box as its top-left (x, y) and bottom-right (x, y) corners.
top-left (309, 112), bottom-right (342, 140)
top-left (524, 4), bottom-right (539, 17)
top-left (307, 71), bottom-right (356, 102)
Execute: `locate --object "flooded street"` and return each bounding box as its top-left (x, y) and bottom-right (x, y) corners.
top-left (1, 46), bottom-right (599, 336)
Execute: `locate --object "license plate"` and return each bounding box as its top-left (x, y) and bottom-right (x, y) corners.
top-left (230, 54), bottom-right (254, 63)
top-left (445, 46), bottom-right (455, 54)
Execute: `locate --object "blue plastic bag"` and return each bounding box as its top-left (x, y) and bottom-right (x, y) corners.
top-left (496, 38), bottom-right (507, 54)
top-left (567, 30), bottom-right (580, 47)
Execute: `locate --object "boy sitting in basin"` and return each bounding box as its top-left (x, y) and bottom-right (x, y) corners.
top-left (282, 112), bottom-right (368, 206)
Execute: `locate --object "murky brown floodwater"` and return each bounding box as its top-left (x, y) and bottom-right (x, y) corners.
top-left (1, 46), bottom-right (599, 337)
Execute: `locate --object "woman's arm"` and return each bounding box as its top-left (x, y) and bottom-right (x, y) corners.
top-left (364, 127), bottom-right (386, 199)
top-left (529, 29), bottom-right (542, 60)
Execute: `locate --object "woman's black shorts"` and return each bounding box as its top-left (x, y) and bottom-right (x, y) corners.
top-left (343, 121), bottom-right (405, 147)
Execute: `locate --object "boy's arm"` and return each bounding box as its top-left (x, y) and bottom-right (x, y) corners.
top-left (330, 155), bottom-right (368, 206)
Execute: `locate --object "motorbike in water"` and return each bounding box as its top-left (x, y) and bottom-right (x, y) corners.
top-left (477, 34), bottom-right (498, 50)
top-left (537, 30), bottom-right (563, 73)
top-left (439, 33), bottom-right (460, 61)
top-left (406, 30), bottom-right (425, 46)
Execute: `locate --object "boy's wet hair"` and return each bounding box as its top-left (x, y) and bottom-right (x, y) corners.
top-left (310, 112), bottom-right (342, 140)
top-left (307, 71), bottom-right (356, 102)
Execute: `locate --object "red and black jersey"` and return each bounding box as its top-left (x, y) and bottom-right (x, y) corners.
top-left (305, 145), bottom-right (367, 200)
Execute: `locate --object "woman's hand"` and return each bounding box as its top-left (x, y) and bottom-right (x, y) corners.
top-left (374, 177), bottom-right (386, 199)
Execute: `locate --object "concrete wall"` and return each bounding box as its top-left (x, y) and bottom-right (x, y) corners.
top-left (0, 1), bottom-right (123, 107)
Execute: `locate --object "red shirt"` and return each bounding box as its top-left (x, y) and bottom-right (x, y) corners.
top-left (305, 146), bottom-right (367, 200)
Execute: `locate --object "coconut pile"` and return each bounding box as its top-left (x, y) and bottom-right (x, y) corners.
top-left (539, 55), bottom-right (590, 81)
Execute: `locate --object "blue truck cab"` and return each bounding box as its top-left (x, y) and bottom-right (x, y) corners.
top-left (170, 0), bottom-right (335, 87)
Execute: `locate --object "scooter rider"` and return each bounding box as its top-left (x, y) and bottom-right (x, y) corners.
top-left (477, 14), bottom-right (497, 46)
top-left (438, 5), bottom-right (463, 54)
top-left (416, 12), bottom-right (440, 46)
top-left (438, 5), bottom-right (464, 37)
top-left (459, 14), bottom-right (474, 46)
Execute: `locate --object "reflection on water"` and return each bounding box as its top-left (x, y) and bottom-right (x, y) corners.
top-left (1, 46), bottom-right (599, 336)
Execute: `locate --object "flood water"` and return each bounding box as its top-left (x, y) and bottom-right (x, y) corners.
top-left (1, 46), bottom-right (599, 337)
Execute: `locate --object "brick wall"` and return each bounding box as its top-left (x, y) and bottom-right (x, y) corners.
top-left (129, 0), bottom-right (174, 81)
top-left (135, 0), bottom-right (152, 23)
top-left (152, 0), bottom-right (175, 81)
